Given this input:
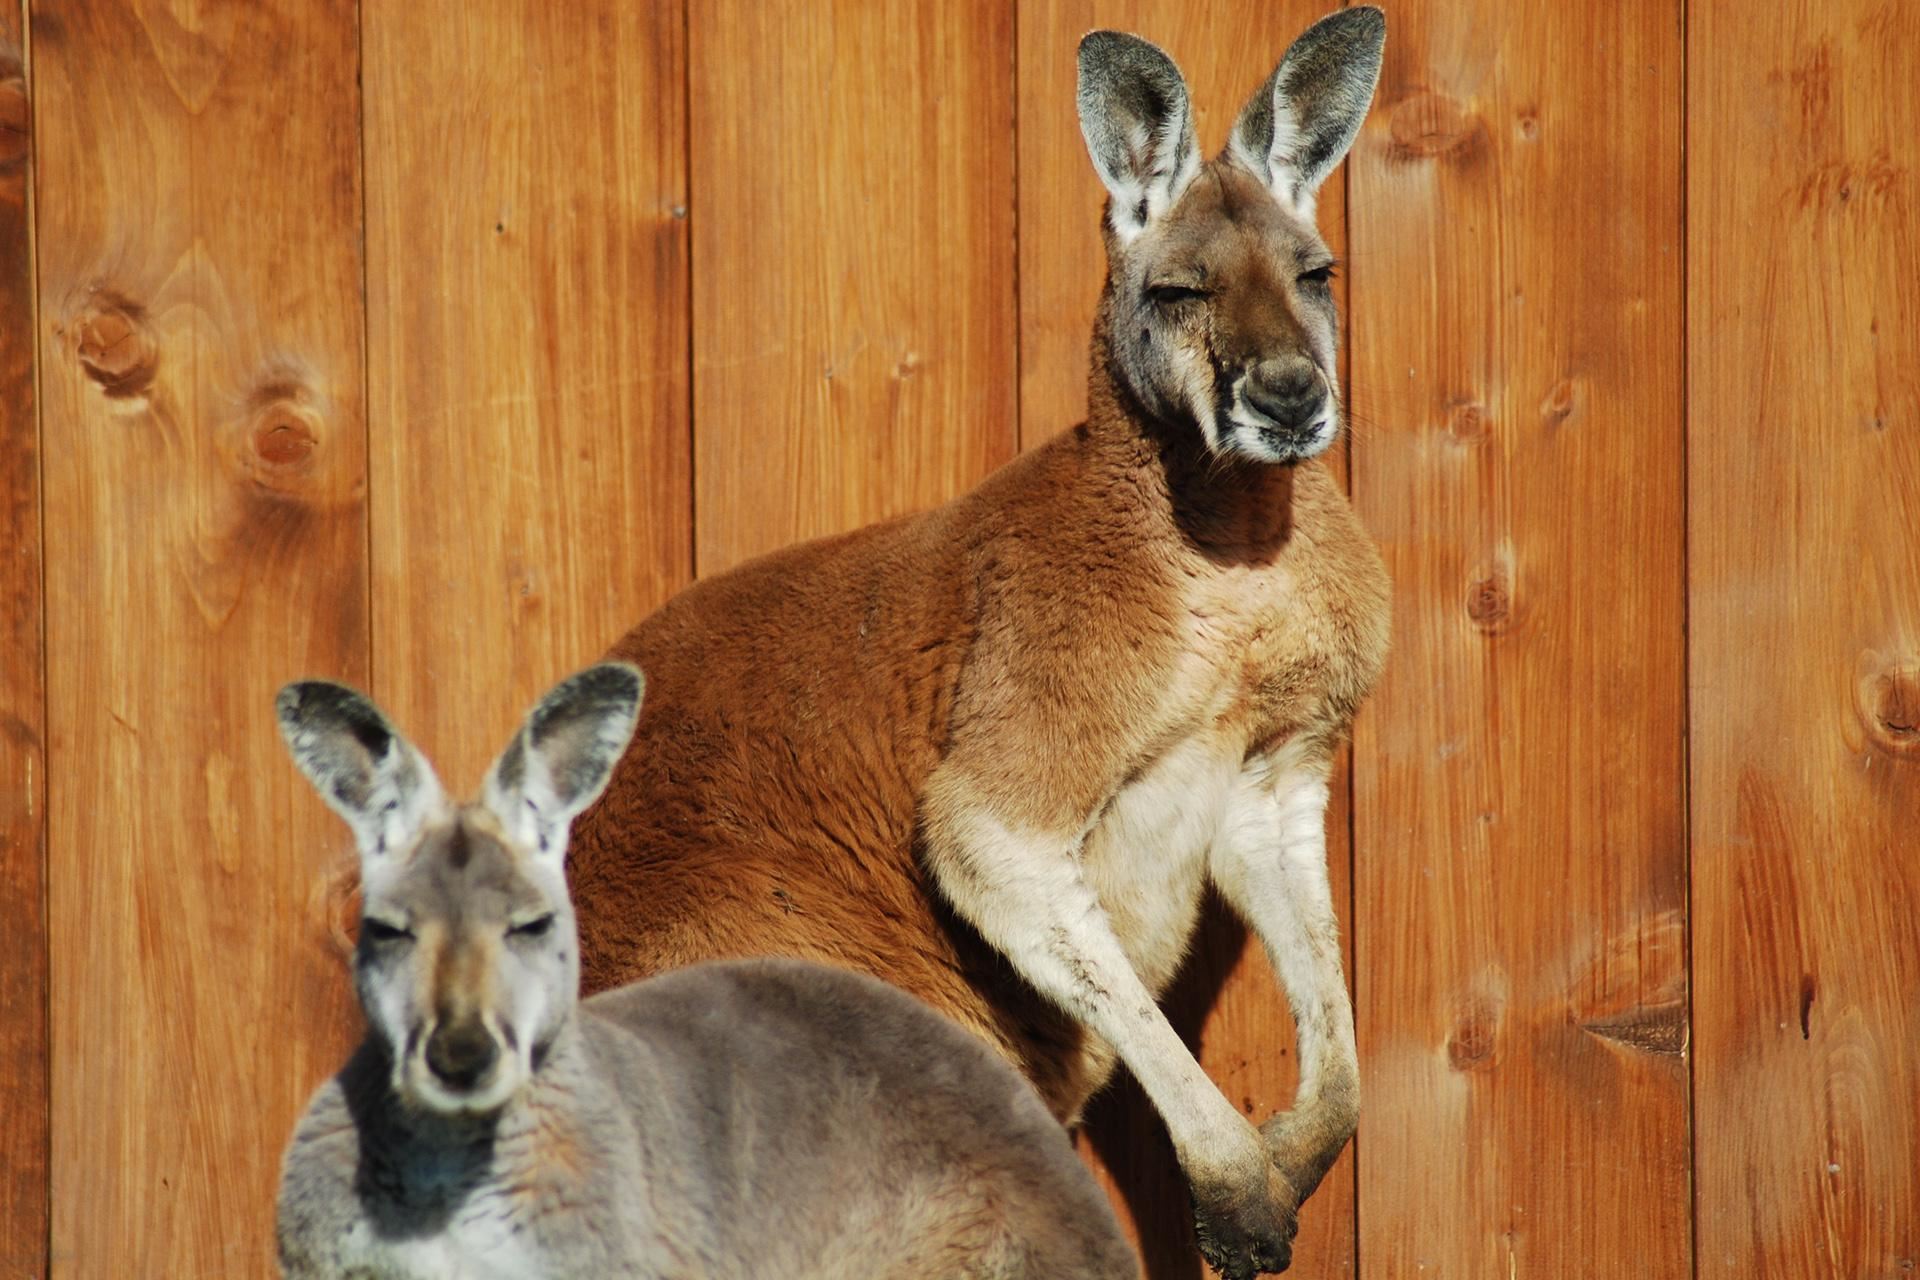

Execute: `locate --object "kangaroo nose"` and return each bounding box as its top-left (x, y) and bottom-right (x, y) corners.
top-left (1243, 356), bottom-right (1324, 430)
top-left (425, 1020), bottom-right (500, 1090)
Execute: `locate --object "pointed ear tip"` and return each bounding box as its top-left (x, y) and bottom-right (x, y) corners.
top-left (1304, 5), bottom-right (1386, 48)
top-left (275, 680), bottom-right (333, 726)
top-left (1339, 5), bottom-right (1387, 40)
top-left (585, 661), bottom-right (645, 699)
top-left (605, 662), bottom-right (646, 709)
top-left (1075, 30), bottom-right (1122, 80)
top-left (1077, 29), bottom-right (1179, 75)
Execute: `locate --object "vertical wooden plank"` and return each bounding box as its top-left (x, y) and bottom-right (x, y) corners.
top-left (0, 4), bottom-right (47, 1273)
top-left (1690, 2), bottom-right (1920, 1273)
top-left (1350, 0), bottom-right (1690, 1275)
top-left (362, 0), bottom-right (690, 785)
top-left (690, 0), bottom-right (1016, 576)
top-left (1018, 6), bottom-right (1357, 1276)
top-left (32, 0), bottom-right (367, 1272)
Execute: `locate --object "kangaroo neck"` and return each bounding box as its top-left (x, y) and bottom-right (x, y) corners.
top-left (1085, 313), bottom-right (1300, 566)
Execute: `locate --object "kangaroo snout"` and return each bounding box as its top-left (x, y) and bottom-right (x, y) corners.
top-left (424, 1019), bottom-right (500, 1091)
top-left (1242, 355), bottom-right (1325, 431)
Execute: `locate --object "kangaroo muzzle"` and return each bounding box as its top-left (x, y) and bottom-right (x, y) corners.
top-left (425, 1018), bottom-right (500, 1092)
top-left (1241, 355), bottom-right (1326, 433)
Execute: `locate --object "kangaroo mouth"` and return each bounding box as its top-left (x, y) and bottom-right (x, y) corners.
top-left (402, 1061), bottom-right (521, 1116)
top-left (1200, 362), bottom-right (1339, 464)
top-left (1218, 399), bottom-right (1338, 463)
top-left (397, 1023), bottom-right (523, 1115)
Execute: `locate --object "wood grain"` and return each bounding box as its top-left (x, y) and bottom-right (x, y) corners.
top-left (362, 0), bottom-right (691, 787)
top-left (1349, 0), bottom-right (1691, 1274)
top-left (0, 8), bottom-right (47, 1275)
top-left (1689, 2), bottom-right (1920, 1273)
top-left (689, 0), bottom-right (1016, 575)
top-left (31, 0), bottom-right (368, 1273)
top-left (1017, 7), bottom-right (1358, 1274)
top-left (19, 1), bottom-right (1920, 1271)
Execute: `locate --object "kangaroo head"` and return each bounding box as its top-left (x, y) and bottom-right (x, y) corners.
top-left (1077, 8), bottom-right (1384, 464)
top-left (276, 664), bottom-right (644, 1116)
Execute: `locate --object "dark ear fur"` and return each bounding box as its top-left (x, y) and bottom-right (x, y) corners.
top-left (484, 663), bottom-right (644, 858)
top-left (1077, 30), bottom-right (1202, 240)
top-left (1229, 6), bottom-right (1386, 213)
top-left (276, 681), bottom-right (443, 858)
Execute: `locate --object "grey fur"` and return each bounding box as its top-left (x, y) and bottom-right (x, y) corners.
top-left (1077, 31), bottom-right (1201, 235)
top-left (1229, 7), bottom-right (1386, 207)
top-left (277, 680), bottom-right (441, 860)
top-left (276, 670), bottom-right (1134, 1280)
top-left (485, 664), bottom-right (646, 855)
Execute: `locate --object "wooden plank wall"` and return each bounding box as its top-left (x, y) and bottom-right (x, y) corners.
top-left (1349, 1), bottom-right (1693, 1273)
top-left (4, 2), bottom-right (1915, 1276)
top-left (361, 0), bottom-right (692, 786)
top-left (689, 0), bottom-right (1017, 574)
top-left (31, 0), bottom-right (369, 1274)
top-left (0, 3), bottom-right (47, 1275)
top-left (1689, 1), bottom-right (1919, 1274)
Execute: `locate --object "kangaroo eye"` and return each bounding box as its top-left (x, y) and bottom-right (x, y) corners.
top-left (1146, 283), bottom-right (1209, 308)
top-left (1297, 263), bottom-right (1336, 287)
top-left (362, 918), bottom-right (413, 945)
top-left (508, 914), bottom-right (554, 940)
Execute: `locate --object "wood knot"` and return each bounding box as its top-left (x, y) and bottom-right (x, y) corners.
top-left (1515, 110), bottom-right (1540, 142)
top-left (1540, 377), bottom-right (1579, 427)
top-left (1570, 909), bottom-right (1688, 1056)
top-left (1856, 655), bottom-right (1920, 758)
top-left (1466, 571), bottom-right (1511, 631)
top-left (1447, 399), bottom-right (1489, 443)
top-left (314, 857), bottom-right (363, 964)
top-left (74, 294), bottom-right (160, 399)
top-left (1446, 996), bottom-right (1500, 1071)
top-left (241, 381), bottom-right (325, 493)
top-left (0, 76), bottom-right (27, 171)
top-left (1387, 90), bottom-right (1485, 163)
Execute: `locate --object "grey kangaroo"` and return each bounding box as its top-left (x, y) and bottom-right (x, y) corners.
top-left (274, 663), bottom-right (1135, 1279)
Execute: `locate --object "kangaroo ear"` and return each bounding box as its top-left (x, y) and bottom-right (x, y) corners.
top-left (1228, 6), bottom-right (1385, 218)
top-left (1077, 31), bottom-right (1202, 243)
top-left (483, 663), bottom-right (644, 862)
top-left (276, 681), bottom-right (446, 863)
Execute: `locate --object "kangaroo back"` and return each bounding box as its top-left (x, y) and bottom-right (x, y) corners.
top-left (583, 958), bottom-right (1135, 1278)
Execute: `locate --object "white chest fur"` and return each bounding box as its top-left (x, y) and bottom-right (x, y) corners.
top-left (337, 1190), bottom-right (548, 1280)
top-left (1081, 733), bottom-right (1241, 997)
top-left (1078, 535), bottom-right (1355, 1007)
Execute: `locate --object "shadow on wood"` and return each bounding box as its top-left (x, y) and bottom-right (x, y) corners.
top-left (1084, 893), bottom-right (1257, 1280)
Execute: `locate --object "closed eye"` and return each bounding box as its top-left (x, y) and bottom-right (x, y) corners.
top-left (1145, 283), bottom-right (1210, 308)
top-left (508, 914), bottom-right (555, 940)
top-left (1297, 263), bottom-right (1336, 287)
top-left (361, 917), bottom-right (413, 945)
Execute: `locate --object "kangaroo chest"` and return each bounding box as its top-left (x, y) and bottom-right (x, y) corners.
top-left (1080, 519), bottom-right (1382, 998)
top-left (329, 1093), bottom-right (637, 1280)
top-left (337, 1199), bottom-right (549, 1279)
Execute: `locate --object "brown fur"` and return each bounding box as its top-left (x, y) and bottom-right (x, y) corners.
top-left (569, 17), bottom-right (1390, 1272)
top-left (571, 215), bottom-right (1390, 1122)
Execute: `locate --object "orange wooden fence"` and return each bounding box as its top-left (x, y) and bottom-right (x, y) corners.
top-left (2, 1), bottom-right (1915, 1276)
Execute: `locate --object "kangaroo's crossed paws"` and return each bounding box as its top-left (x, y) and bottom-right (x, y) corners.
top-left (1189, 1157), bottom-right (1300, 1277)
